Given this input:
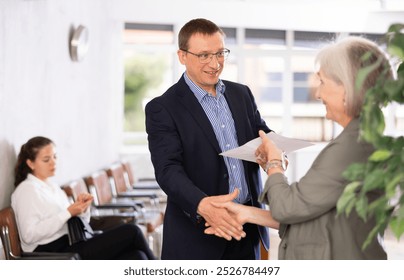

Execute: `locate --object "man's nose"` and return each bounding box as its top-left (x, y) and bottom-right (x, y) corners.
top-left (208, 55), bottom-right (220, 67)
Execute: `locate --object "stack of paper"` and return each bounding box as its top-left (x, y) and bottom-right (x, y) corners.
top-left (220, 132), bottom-right (314, 162)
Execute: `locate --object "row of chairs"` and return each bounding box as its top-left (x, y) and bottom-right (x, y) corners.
top-left (61, 160), bottom-right (166, 258)
top-left (0, 160), bottom-right (165, 260)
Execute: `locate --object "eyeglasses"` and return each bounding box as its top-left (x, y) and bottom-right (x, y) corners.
top-left (180, 48), bottom-right (230, 64)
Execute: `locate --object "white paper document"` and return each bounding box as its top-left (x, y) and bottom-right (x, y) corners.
top-left (220, 132), bottom-right (314, 163)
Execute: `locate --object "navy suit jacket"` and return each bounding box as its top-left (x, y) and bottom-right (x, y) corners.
top-left (145, 75), bottom-right (270, 259)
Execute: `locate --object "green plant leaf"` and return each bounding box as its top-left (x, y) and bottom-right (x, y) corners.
top-left (398, 205), bottom-right (404, 220)
top-left (362, 222), bottom-right (386, 250)
top-left (395, 136), bottom-right (404, 150)
top-left (361, 105), bottom-right (385, 143)
top-left (337, 181), bottom-right (361, 216)
top-left (390, 217), bottom-right (404, 240)
top-left (369, 149), bottom-right (392, 162)
top-left (402, 144), bottom-right (404, 164)
top-left (342, 163), bottom-right (366, 181)
top-left (342, 23), bottom-right (404, 247)
top-left (397, 62), bottom-right (404, 75)
top-left (386, 174), bottom-right (404, 199)
top-left (355, 58), bottom-right (383, 94)
top-left (368, 196), bottom-right (388, 213)
top-left (355, 196), bottom-right (368, 221)
top-left (388, 34), bottom-right (404, 59)
top-left (363, 169), bottom-right (386, 192)
top-left (387, 23), bottom-right (404, 33)
top-left (384, 79), bottom-right (404, 102)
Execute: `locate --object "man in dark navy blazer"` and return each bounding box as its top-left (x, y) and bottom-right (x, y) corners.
top-left (145, 18), bottom-right (271, 260)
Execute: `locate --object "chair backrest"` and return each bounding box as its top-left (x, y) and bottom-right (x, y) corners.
top-left (84, 170), bottom-right (114, 205)
top-left (0, 207), bottom-right (22, 259)
top-left (106, 162), bottom-right (129, 194)
top-left (61, 178), bottom-right (90, 202)
top-left (121, 160), bottom-right (136, 186)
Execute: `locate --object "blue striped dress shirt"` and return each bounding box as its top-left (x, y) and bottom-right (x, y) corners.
top-left (184, 73), bottom-right (250, 203)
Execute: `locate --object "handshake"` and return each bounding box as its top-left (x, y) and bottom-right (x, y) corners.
top-left (200, 130), bottom-right (282, 241)
top-left (200, 188), bottom-right (279, 241)
top-left (199, 188), bottom-right (247, 241)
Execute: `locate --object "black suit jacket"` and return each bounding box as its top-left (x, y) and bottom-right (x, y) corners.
top-left (145, 75), bottom-right (270, 259)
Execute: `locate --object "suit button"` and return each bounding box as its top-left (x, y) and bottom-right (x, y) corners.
top-left (282, 243), bottom-right (287, 249)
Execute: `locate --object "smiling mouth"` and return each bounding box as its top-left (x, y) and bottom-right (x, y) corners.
top-left (206, 70), bottom-right (221, 78)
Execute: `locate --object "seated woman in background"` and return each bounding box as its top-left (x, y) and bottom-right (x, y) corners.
top-left (12, 136), bottom-right (156, 260)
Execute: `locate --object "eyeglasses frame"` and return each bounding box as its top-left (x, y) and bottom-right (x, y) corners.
top-left (180, 48), bottom-right (230, 64)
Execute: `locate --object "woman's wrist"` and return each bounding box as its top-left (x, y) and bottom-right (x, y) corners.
top-left (263, 152), bottom-right (288, 172)
top-left (266, 166), bottom-right (284, 175)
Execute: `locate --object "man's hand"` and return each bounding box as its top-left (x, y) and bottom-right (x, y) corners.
top-left (197, 189), bottom-right (245, 241)
top-left (204, 193), bottom-right (248, 238)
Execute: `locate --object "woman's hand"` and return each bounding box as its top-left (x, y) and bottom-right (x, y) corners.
top-left (198, 189), bottom-right (245, 241)
top-left (204, 190), bottom-right (248, 239)
top-left (77, 193), bottom-right (93, 204)
top-left (206, 199), bottom-right (281, 232)
top-left (68, 194), bottom-right (93, 216)
top-left (255, 130), bottom-right (283, 168)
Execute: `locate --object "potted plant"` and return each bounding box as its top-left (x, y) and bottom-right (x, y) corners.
top-left (337, 23), bottom-right (404, 249)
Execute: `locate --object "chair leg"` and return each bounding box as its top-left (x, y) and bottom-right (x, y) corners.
top-left (1, 226), bottom-right (16, 260)
top-left (146, 224), bottom-right (163, 259)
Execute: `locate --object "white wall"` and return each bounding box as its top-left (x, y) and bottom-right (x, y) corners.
top-left (0, 0), bottom-right (126, 256)
top-left (0, 0), bottom-right (125, 211)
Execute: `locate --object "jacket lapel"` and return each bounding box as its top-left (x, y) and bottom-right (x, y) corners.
top-left (175, 77), bottom-right (221, 153)
top-left (222, 82), bottom-right (248, 146)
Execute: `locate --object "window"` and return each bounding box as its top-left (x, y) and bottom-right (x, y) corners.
top-left (292, 56), bottom-right (318, 104)
top-left (349, 32), bottom-right (385, 45)
top-left (123, 23), bottom-right (176, 145)
top-left (294, 31), bottom-right (336, 49)
top-left (222, 27), bottom-right (237, 45)
top-left (245, 28), bottom-right (286, 49)
top-left (122, 24), bottom-right (401, 144)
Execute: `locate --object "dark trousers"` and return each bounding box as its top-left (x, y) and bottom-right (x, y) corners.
top-left (35, 223), bottom-right (156, 260)
top-left (221, 222), bottom-right (258, 260)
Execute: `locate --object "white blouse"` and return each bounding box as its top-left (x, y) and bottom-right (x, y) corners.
top-left (11, 174), bottom-right (90, 252)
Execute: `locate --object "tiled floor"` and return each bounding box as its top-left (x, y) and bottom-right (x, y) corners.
top-left (269, 228), bottom-right (404, 260)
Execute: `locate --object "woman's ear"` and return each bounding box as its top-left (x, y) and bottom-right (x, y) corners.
top-left (26, 159), bottom-right (34, 171)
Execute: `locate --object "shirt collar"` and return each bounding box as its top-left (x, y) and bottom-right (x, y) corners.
top-left (27, 173), bottom-right (50, 186)
top-left (183, 72), bottom-right (226, 103)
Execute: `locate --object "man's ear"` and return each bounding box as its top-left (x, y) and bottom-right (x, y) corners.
top-left (177, 49), bottom-right (186, 65)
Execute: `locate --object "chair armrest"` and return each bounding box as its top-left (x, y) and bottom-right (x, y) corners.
top-left (94, 202), bottom-right (138, 210)
top-left (133, 181), bottom-right (160, 190)
top-left (20, 252), bottom-right (81, 260)
top-left (137, 177), bottom-right (158, 182)
top-left (117, 191), bottom-right (158, 199)
top-left (90, 207), bottom-right (141, 221)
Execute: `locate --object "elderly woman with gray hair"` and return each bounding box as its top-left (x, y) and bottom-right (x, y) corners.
top-left (206, 36), bottom-right (393, 260)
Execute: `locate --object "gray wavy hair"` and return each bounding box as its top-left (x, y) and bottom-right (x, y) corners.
top-left (315, 36), bottom-right (393, 118)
